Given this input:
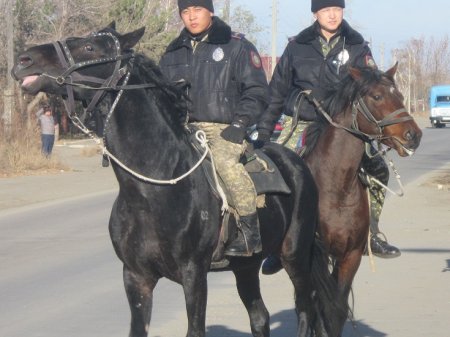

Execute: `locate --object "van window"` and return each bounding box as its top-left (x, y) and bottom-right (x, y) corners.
top-left (437, 95), bottom-right (450, 103)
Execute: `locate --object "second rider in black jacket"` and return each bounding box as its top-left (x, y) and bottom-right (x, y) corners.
top-left (256, 0), bottom-right (401, 275)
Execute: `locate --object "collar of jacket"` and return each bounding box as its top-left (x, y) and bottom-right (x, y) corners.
top-left (293, 20), bottom-right (364, 46)
top-left (165, 17), bottom-right (232, 52)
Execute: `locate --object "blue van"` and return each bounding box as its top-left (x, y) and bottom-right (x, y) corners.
top-left (429, 85), bottom-right (450, 128)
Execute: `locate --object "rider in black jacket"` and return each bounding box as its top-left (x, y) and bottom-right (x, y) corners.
top-left (257, 19), bottom-right (373, 130)
top-left (160, 0), bottom-right (269, 257)
top-left (257, 0), bottom-right (401, 275)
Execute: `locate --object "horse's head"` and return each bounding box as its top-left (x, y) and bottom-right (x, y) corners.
top-left (348, 64), bottom-right (422, 157)
top-left (12, 22), bottom-right (145, 99)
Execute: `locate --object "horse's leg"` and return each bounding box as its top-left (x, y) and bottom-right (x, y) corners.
top-left (123, 265), bottom-right (159, 337)
top-left (282, 241), bottom-right (316, 337)
top-left (181, 266), bottom-right (208, 337)
top-left (332, 249), bottom-right (363, 332)
top-left (232, 262), bottom-right (270, 337)
top-left (285, 266), bottom-right (314, 337)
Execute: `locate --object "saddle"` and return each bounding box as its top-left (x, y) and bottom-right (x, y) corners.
top-left (187, 125), bottom-right (291, 270)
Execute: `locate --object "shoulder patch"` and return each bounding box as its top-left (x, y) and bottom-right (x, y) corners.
top-left (250, 50), bottom-right (262, 69)
top-left (365, 55), bottom-right (377, 69)
top-left (231, 32), bottom-right (245, 40)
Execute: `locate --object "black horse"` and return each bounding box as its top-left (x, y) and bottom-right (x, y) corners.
top-left (12, 25), bottom-right (346, 337)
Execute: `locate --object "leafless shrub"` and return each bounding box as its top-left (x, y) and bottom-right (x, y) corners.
top-left (0, 115), bottom-right (67, 176)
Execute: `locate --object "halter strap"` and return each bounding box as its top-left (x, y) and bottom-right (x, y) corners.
top-left (50, 32), bottom-right (132, 128)
top-left (303, 90), bottom-right (414, 142)
top-left (355, 95), bottom-right (413, 128)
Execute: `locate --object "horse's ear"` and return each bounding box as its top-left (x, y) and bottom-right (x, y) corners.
top-left (349, 67), bottom-right (363, 82)
top-left (106, 21), bottom-right (116, 30)
top-left (120, 27), bottom-right (146, 50)
top-left (385, 62), bottom-right (398, 81)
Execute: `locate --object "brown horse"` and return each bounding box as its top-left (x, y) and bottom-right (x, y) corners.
top-left (300, 64), bottom-right (422, 331)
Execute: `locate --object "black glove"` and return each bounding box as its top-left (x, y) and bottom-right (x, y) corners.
top-left (253, 129), bottom-right (272, 149)
top-left (221, 122), bottom-right (247, 144)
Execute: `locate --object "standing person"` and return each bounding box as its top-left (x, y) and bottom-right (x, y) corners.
top-left (159, 0), bottom-right (269, 257)
top-left (256, 0), bottom-right (400, 274)
top-left (36, 104), bottom-right (56, 157)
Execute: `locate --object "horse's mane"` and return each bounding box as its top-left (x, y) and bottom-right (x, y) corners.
top-left (131, 53), bottom-right (188, 130)
top-left (302, 67), bottom-right (394, 157)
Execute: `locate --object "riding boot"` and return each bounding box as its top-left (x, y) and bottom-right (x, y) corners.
top-left (367, 187), bottom-right (401, 258)
top-left (225, 213), bottom-right (262, 257)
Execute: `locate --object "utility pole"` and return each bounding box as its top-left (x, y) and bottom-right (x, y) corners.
top-left (223, 0), bottom-right (231, 23)
top-left (271, 0), bottom-right (277, 74)
top-left (407, 50), bottom-right (411, 112)
top-left (379, 43), bottom-right (385, 71)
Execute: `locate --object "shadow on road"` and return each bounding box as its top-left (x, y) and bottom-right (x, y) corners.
top-left (205, 309), bottom-right (388, 337)
top-left (343, 319), bottom-right (387, 337)
top-left (206, 308), bottom-right (297, 337)
top-left (443, 259), bottom-right (450, 272)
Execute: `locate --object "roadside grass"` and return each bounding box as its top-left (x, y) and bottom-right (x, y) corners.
top-left (81, 146), bottom-right (101, 157)
top-left (0, 123), bottom-right (68, 177)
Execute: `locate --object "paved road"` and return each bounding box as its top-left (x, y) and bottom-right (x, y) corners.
top-left (0, 120), bottom-right (449, 337)
top-left (388, 125), bottom-right (450, 183)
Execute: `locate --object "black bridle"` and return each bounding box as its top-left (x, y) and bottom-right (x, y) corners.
top-left (50, 32), bottom-right (131, 126)
top-left (44, 31), bottom-right (156, 137)
top-left (305, 90), bottom-right (413, 143)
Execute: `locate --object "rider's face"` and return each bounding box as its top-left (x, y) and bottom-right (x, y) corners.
top-left (314, 7), bottom-right (344, 40)
top-left (180, 6), bottom-right (213, 35)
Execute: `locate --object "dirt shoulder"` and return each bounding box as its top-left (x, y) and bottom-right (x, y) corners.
top-left (0, 139), bottom-right (118, 211)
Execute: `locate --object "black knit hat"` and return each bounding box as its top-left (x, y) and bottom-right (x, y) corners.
top-left (311, 0), bottom-right (345, 12)
top-left (178, 0), bottom-right (214, 14)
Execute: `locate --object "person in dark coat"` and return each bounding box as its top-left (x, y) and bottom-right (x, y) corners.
top-left (160, 0), bottom-right (269, 257)
top-left (256, 0), bottom-right (401, 275)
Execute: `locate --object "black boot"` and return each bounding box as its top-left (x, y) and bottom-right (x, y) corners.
top-left (367, 170), bottom-right (401, 259)
top-left (225, 213), bottom-right (262, 257)
top-left (370, 234), bottom-right (401, 258)
top-left (261, 254), bottom-right (283, 275)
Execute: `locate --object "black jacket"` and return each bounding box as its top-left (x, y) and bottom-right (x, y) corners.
top-left (159, 17), bottom-right (268, 126)
top-left (258, 20), bottom-right (375, 133)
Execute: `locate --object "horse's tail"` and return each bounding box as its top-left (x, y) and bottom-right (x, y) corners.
top-left (310, 237), bottom-right (349, 337)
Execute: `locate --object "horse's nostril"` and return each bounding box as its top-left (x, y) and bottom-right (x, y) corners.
top-left (404, 130), bottom-right (413, 141)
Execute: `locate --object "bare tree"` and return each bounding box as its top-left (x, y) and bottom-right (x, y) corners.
top-left (393, 35), bottom-right (450, 111)
top-left (1, 0), bottom-right (15, 137)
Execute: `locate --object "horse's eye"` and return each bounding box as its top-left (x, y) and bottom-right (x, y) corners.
top-left (85, 44), bottom-right (94, 52)
top-left (373, 95), bottom-right (382, 101)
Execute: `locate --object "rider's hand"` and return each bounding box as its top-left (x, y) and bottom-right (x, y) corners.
top-left (253, 129), bottom-right (272, 149)
top-left (221, 122), bottom-right (247, 144)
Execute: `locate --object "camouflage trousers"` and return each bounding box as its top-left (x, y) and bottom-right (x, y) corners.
top-left (277, 116), bottom-right (388, 234)
top-left (361, 144), bottom-right (389, 234)
top-left (192, 122), bottom-right (256, 216)
top-left (276, 116), bottom-right (310, 151)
